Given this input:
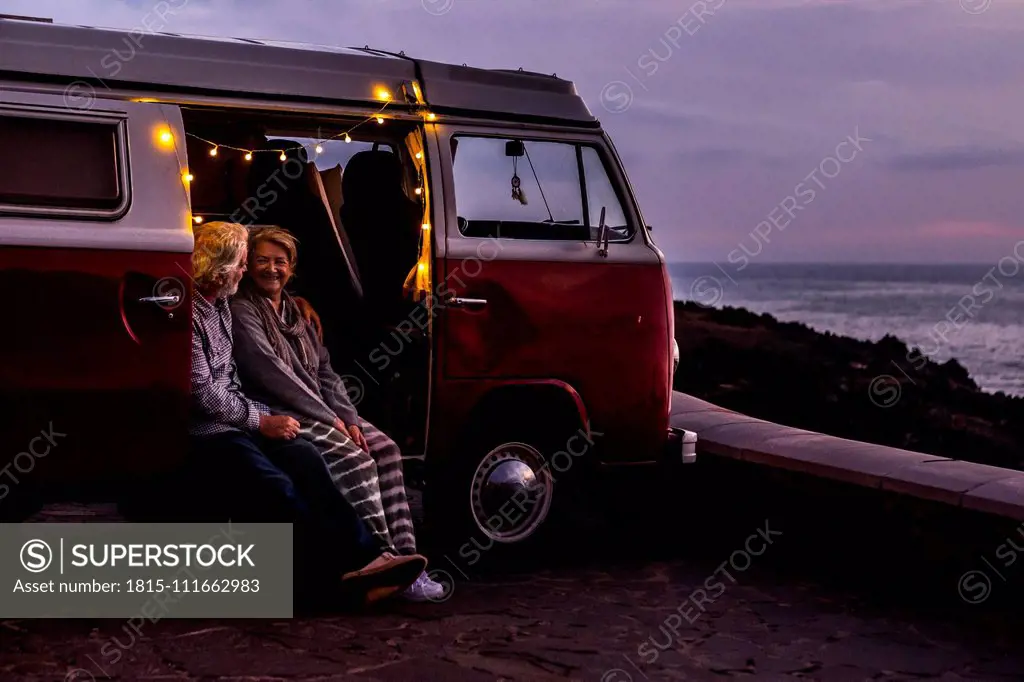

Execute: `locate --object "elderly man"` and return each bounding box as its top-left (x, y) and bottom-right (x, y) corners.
top-left (188, 220), bottom-right (426, 605)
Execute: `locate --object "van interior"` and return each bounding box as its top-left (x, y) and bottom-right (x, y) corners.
top-left (181, 107), bottom-right (431, 455)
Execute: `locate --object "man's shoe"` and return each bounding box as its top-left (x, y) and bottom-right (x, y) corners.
top-left (341, 552), bottom-right (427, 605)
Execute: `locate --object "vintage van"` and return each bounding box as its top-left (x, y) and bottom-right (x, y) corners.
top-left (0, 15), bottom-right (692, 544)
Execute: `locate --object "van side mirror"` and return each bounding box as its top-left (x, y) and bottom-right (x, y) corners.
top-left (505, 140), bottom-right (525, 157)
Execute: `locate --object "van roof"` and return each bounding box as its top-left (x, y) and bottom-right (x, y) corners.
top-left (0, 17), bottom-right (599, 127)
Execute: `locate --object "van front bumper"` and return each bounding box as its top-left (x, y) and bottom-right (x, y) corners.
top-left (666, 426), bottom-right (697, 464)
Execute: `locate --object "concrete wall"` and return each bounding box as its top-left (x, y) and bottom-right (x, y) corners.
top-left (669, 392), bottom-right (1024, 612)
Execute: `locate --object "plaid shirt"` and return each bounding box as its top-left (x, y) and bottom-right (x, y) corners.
top-left (190, 293), bottom-right (269, 438)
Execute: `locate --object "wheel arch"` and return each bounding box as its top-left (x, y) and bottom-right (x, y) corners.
top-left (459, 379), bottom-right (591, 449)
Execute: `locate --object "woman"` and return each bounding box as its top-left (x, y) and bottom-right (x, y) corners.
top-left (229, 226), bottom-right (444, 602)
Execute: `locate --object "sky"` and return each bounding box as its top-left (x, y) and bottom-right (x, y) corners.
top-left (5, 0), bottom-right (1024, 263)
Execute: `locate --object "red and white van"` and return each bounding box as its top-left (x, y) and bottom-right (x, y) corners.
top-left (0, 16), bottom-right (692, 544)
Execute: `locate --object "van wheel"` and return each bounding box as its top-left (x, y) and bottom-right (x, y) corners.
top-left (425, 423), bottom-right (574, 565)
top-left (468, 440), bottom-right (554, 544)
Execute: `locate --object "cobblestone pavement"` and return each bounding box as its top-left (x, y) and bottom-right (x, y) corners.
top-left (1, 503), bottom-right (1022, 681)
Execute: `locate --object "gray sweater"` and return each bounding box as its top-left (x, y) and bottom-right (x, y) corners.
top-left (230, 297), bottom-right (360, 427)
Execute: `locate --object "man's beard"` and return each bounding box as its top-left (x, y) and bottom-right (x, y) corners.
top-left (218, 275), bottom-right (242, 298)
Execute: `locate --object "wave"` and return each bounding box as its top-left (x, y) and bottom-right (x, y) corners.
top-left (669, 271), bottom-right (1024, 396)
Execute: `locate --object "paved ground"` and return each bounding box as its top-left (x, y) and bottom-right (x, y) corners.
top-left (2, 498), bottom-right (1023, 681)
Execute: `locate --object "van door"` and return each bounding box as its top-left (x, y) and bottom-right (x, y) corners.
top-left (432, 125), bottom-right (671, 465)
top-left (0, 90), bottom-right (193, 499)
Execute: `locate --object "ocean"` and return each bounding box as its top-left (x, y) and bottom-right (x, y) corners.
top-left (669, 263), bottom-right (1024, 397)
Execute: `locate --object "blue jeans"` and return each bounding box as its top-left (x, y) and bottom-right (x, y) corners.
top-left (187, 430), bottom-right (382, 581)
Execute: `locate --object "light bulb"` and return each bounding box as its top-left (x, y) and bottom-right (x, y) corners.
top-left (209, 146), bottom-right (218, 156)
top-left (376, 116), bottom-right (384, 124)
top-left (315, 144), bottom-right (323, 154)
top-left (279, 151), bottom-right (287, 161)
top-left (415, 187), bottom-right (422, 195)
top-left (344, 134), bottom-right (352, 143)
top-left (193, 215), bottom-right (203, 224)
top-left (426, 113), bottom-right (437, 121)
top-left (376, 88), bottom-right (391, 101)
top-left (159, 130), bottom-right (173, 144)
top-left (421, 223), bottom-right (430, 231)
top-left (244, 152), bottom-right (253, 161)
top-left (183, 172), bottom-right (193, 183)
top-left (415, 152), bottom-right (422, 159)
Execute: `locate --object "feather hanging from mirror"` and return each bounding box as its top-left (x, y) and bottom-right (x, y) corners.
top-left (511, 157), bottom-right (528, 204)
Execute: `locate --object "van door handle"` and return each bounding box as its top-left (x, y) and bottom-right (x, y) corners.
top-left (452, 297), bottom-right (487, 308)
top-left (443, 294), bottom-right (487, 308)
top-left (138, 295), bottom-right (181, 305)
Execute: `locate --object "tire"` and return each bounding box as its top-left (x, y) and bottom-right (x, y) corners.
top-left (424, 417), bottom-right (592, 571)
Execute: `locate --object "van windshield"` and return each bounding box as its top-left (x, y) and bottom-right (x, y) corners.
top-left (451, 135), bottom-right (631, 242)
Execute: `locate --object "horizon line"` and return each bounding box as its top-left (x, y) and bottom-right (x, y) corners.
top-left (667, 260), bottom-right (1005, 266)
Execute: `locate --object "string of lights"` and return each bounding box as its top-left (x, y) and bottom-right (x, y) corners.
top-left (183, 96), bottom-right (394, 163)
top-left (153, 86), bottom-right (438, 230)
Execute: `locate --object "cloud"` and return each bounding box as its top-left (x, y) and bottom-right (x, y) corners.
top-left (886, 148), bottom-right (1024, 172)
top-left (916, 221), bottom-right (1023, 239)
top-left (3, 0), bottom-right (1024, 263)
top-left (674, 147), bottom-right (783, 167)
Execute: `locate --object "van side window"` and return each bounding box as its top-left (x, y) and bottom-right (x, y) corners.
top-left (581, 146), bottom-right (630, 241)
top-left (0, 113), bottom-right (125, 215)
top-left (451, 135), bottom-right (631, 241)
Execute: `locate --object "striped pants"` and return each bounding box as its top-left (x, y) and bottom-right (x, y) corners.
top-left (297, 418), bottom-right (417, 555)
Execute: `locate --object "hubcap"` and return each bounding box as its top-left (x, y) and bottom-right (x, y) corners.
top-left (469, 442), bottom-right (553, 543)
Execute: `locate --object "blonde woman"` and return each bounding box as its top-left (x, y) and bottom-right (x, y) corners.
top-left (229, 226), bottom-right (445, 602)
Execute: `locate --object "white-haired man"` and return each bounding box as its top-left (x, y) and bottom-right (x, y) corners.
top-left (188, 220), bottom-right (426, 605)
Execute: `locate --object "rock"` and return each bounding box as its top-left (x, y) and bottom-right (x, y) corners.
top-left (673, 301), bottom-right (1024, 470)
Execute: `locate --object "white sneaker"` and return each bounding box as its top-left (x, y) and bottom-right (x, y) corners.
top-left (402, 571), bottom-right (448, 602)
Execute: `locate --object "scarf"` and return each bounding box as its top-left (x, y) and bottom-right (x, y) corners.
top-left (236, 281), bottom-right (320, 379)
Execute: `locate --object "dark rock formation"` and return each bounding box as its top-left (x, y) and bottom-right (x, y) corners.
top-left (673, 301), bottom-right (1024, 470)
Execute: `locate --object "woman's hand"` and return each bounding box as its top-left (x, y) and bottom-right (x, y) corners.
top-left (333, 418), bottom-right (367, 451)
top-left (348, 424), bottom-right (370, 453)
